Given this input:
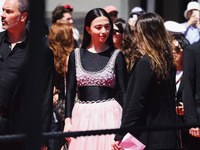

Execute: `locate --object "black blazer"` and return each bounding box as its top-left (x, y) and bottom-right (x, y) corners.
top-left (115, 56), bottom-right (177, 149)
top-left (183, 41), bottom-right (200, 125)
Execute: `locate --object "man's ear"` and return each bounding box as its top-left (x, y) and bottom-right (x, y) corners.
top-left (86, 26), bottom-right (90, 34)
top-left (21, 12), bottom-right (28, 22)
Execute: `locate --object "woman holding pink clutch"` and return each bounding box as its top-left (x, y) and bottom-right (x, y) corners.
top-left (112, 13), bottom-right (177, 150)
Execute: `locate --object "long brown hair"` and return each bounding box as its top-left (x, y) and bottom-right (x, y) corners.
top-left (49, 22), bottom-right (74, 76)
top-left (135, 13), bottom-right (175, 80)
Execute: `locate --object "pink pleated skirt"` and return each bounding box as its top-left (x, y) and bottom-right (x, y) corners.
top-left (68, 98), bottom-right (122, 150)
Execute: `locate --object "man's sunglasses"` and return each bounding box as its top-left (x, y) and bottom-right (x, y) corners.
top-left (109, 12), bottom-right (118, 17)
top-left (174, 46), bottom-right (182, 53)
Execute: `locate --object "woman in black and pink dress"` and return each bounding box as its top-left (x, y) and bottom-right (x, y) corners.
top-left (63, 8), bottom-right (128, 150)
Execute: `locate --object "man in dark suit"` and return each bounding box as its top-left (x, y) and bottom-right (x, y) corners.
top-left (183, 40), bottom-right (200, 149)
top-left (0, 0), bottom-right (54, 149)
top-left (171, 36), bottom-right (190, 150)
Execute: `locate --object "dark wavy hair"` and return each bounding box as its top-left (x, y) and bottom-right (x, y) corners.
top-left (81, 8), bottom-right (114, 49)
top-left (52, 5), bottom-right (72, 24)
top-left (135, 13), bottom-right (175, 80)
top-left (174, 36), bottom-right (190, 50)
top-left (114, 18), bottom-right (140, 72)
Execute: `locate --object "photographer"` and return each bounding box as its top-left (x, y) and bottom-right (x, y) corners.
top-left (181, 1), bottom-right (200, 44)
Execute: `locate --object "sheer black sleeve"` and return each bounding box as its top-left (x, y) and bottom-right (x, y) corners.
top-left (115, 51), bottom-right (128, 107)
top-left (115, 57), bottom-right (154, 140)
top-left (65, 50), bottom-right (77, 118)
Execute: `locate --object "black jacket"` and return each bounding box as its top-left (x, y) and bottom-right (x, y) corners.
top-left (183, 41), bottom-right (200, 125)
top-left (115, 56), bottom-right (177, 149)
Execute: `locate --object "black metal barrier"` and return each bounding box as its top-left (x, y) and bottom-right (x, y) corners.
top-left (0, 123), bottom-right (199, 143)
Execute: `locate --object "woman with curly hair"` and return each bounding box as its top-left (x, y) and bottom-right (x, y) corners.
top-left (113, 18), bottom-right (141, 75)
top-left (49, 23), bottom-right (74, 75)
top-left (112, 13), bottom-right (177, 150)
top-left (48, 22), bottom-right (74, 150)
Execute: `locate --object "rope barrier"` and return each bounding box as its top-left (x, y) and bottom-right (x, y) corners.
top-left (0, 134), bottom-right (26, 143)
top-left (0, 123), bottom-right (200, 143)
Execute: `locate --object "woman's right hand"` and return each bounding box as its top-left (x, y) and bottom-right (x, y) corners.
top-left (63, 118), bottom-right (72, 144)
top-left (187, 13), bottom-right (199, 27)
top-left (53, 94), bottom-right (59, 105)
top-left (111, 140), bottom-right (123, 150)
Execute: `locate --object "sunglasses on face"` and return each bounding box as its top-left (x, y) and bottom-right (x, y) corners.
top-left (174, 46), bottom-right (182, 53)
top-left (113, 29), bottom-right (122, 35)
top-left (109, 12), bottom-right (118, 17)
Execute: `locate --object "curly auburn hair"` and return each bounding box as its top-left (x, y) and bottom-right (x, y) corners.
top-left (48, 22), bottom-right (74, 76)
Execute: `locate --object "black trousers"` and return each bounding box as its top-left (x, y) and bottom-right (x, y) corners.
top-left (188, 134), bottom-right (200, 150)
top-left (0, 116), bottom-right (10, 150)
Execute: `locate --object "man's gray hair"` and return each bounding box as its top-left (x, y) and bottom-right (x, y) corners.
top-left (18, 0), bottom-right (30, 14)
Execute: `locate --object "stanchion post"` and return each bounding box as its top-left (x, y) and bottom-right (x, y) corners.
top-left (26, 0), bottom-right (45, 149)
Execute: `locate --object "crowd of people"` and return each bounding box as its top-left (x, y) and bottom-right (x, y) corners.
top-left (0, 0), bottom-right (200, 150)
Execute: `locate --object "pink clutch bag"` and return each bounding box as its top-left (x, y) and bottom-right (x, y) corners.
top-left (119, 133), bottom-right (146, 150)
